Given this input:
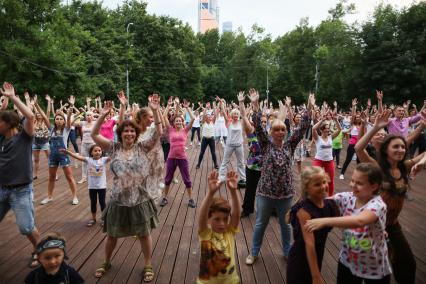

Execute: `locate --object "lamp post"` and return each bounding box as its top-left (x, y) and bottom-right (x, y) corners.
top-left (126, 22), bottom-right (134, 102)
top-left (266, 66), bottom-right (270, 105)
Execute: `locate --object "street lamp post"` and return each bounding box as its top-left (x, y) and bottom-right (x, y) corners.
top-left (126, 22), bottom-right (134, 103)
top-left (266, 66), bottom-right (270, 105)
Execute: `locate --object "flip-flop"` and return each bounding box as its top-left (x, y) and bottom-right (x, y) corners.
top-left (143, 266), bottom-right (154, 282)
top-left (95, 262), bottom-right (111, 278)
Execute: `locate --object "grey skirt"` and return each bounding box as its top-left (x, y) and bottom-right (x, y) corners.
top-left (102, 199), bottom-right (159, 238)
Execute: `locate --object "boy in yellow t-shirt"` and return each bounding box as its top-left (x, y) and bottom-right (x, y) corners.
top-left (197, 170), bottom-right (241, 284)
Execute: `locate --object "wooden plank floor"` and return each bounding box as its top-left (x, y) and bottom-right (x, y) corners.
top-left (0, 143), bottom-right (425, 284)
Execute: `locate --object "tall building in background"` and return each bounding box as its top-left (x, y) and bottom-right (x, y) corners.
top-left (222, 21), bottom-right (233, 33)
top-left (198, 0), bottom-right (219, 33)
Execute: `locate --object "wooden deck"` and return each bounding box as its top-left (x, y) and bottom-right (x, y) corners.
top-left (0, 144), bottom-right (425, 284)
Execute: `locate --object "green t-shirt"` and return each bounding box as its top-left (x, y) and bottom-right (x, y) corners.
top-left (332, 131), bottom-right (343, 149)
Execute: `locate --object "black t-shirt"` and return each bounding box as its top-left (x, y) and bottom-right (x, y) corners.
top-left (25, 262), bottom-right (84, 284)
top-left (0, 128), bottom-right (33, 185)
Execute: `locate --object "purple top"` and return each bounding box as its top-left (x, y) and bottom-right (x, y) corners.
top-left (387, 113), bottom-right (422, 137)
top-left (255, 111), bottom-right (310, 199)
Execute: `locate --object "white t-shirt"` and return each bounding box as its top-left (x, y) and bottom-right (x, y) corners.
top-left (227, 121), bottom-right (243, 146)
top-left (85, 157), bottom-right (109, 189)
top-left (193, 116), bottom-right (201, 128)
top-left (81, 121), bottom-right (95, 144)
top-left (333, 192), bottom-right (391, 279)
top-left (314, 135), bottom-right (333, 161)
top-left (201, 122), bottom-right (215, 138)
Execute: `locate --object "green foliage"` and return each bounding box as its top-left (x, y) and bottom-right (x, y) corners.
top-left (0, 0), bottom-right (424, 108)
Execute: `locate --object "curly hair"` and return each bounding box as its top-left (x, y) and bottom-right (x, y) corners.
top-left (115, 120), bottom-right (141, 143)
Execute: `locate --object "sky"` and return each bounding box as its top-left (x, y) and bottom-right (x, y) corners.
top-left (100, 0), bottom-right (416, 37)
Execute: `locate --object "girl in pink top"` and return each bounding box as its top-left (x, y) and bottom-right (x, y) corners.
top-left (160, 99), bottom-right (195, 208)
top-left (99, 110), bottom-right (116, 141)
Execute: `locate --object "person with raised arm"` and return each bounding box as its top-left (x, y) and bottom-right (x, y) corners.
top-left (354, 109), bottom-right (426, 284)
top-left (38, 95), bottom-right (79, 205)
top-left (91, 96), bottom-right (161, 282)
top-left (245, 91), bottom-right (312, 265)
top-left (0, 82), bottom-right (40, 268)
top-left (312, 113), bottom-right (342, 196)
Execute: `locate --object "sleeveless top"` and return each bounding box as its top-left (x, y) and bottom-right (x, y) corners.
top-left (314, 135), bottom-right (333, 161)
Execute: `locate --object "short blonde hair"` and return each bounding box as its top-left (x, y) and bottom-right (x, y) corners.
top-left (230, 108), bottom-right (240, 117)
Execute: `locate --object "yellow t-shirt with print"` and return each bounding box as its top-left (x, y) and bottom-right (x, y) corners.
top-left (197, 226), bottom-right (240, 284)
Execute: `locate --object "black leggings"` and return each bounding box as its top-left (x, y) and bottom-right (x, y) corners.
top-left (337, 262), bottom-right (390, 284)
top-left (162, 142), bottom-right (170, 162)
top-left (341, 144), bottom-right (358, 175)
top-left (67, 129), bottom-right (79, 153)
top-left (191, 127), bottom-right (200, 142)
top-left (387, 223), bottom-right (416, 284)
top-left (333, 148), bottom-right (341, 166)
top-left (89, 189), bottom-right (106, 214)
top-left (197, 137), bottom-right (217, 167)
top-left (242, 167), bottom-right (261, 214)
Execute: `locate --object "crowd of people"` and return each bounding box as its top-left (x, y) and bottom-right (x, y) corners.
top-left (0, 81), bottom-right (425, 283)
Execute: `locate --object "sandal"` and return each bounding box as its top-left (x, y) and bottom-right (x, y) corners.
top-left (143, 266), bottom-right (155, 282)
top-left (87, 220), bottom-right (96, 227)
top-left (95, 262), bottom-right (111, 278)
top-left (28, 252), bottom-right (39, 268)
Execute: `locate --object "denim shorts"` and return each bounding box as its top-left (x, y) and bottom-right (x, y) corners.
top-left (0, 183), bottom-right (36, 235)
top-left (32, 142), bottom-right (49, 151)
top-left (48, 152), bottom-right (71, 167)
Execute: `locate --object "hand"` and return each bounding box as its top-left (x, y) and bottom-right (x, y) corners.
top-left (45, 94), bottom-right (51, 102)
top-left (237, 91), bottom-right (245, 102)
top-left (102, 101), bottom-right (113, 116)
top-left (86, 97), bottom-right (91, 103)
top-left (58, 148), bottom-right (68, 154)
top-left (174, 97), bottom-right (180, 104)
top-left (117, 90), bottom-right (128, 106)
top-left (148, 94), bottom-right (160, 111)
top-left (182, 99), bottom-right (190, 108)
top-left (207, 170), bottom-right (222, 195)
top-left (248, 89), bottom-right (259, 103)
top-left (333, 101), bottom-right (337, 108)
top-left (374, 109), bottom-right (391, 129)
top-left (226, 171), bottom-right (238, 192)
top-left (0, 82), bottom-right (16, 98)
top-left (24, 91), bottom-right (30, 100)
top-left (410, 159), bottom-right (425, 179)
top-left (168, 96), bottom-right (173, 106)
top-left (367, 98), bottom-right (371, 107)
top-left (308, 93), bottom-right (316, 107)
top-left (376, 90), bottom-right (383, 101)
top-left (285, 96), bottom-right (291, 106)
top-left (304, 218), bottom-right (327, 232)
top-left (68, 95), bottom-right (75, 106)
top-left (352, 98), bottom-right (358, 107)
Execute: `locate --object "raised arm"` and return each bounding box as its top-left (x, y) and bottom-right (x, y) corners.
top-left (350, 98), bottom-right (357, 125)
top-left (117, 90), bottom-right (128, 125)
top-left (198, 171), bottom-right (222, 234)
top-left (331, 116), bottom-right (342, 139)
top-left (34, 101), bottom-right (51, 129)
top-left (312, 118), bottom-right (323, 142)
top-left (238, 91), bottom-right (254, 134)
top-left (407, 120), bottom-right (425, 146)
top-left (1, 83), bottom-right (35, 135)
top-left (227, 171), bottom-right (241, 228)
top-left (183, 100), bottom-right (195, 130)
top-left (1, 96), bottom-right (8, 110)
top-left (91, 102), bottom-right (113, 151)
top-left (355, 110), bottom-right (391, 165)
top-left (376, 90), bottom-right (383, 114)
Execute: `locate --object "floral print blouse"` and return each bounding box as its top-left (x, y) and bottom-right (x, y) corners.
top-left (255, 111), bottom-right (310, 199)
top-left (109, 128), bottom-right (159, 207)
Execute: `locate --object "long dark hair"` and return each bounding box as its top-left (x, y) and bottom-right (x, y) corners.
top-left (378, 135), bottom-right (409, 189)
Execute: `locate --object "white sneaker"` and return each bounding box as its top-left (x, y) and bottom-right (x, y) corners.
top-left (198, 142), bottom-right (201, 146)
top-left (339, 174), bottom-right (344, 180)
top-left (159, 182), bottom-right (165, 189)
top-left (190, 142), bottom-right (193, 146)
top-left (72, 197), bottom-right (79, 205)
top-left (41, 197), bottom-right (53, 205)
top-left (77, 178), bottom-right (86, 184)
top-left (245, 255), bottom-right (257, 265)
top-left (173, 178), bottom-right (179, 184)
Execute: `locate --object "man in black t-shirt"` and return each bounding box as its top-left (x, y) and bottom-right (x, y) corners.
top-left (0, 82), bottom-right (40, 268)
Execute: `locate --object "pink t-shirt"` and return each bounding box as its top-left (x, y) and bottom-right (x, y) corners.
top-left (100, 119), bottom-right (116, 141)
top-left (168, 126), bottom-right (189, 159)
